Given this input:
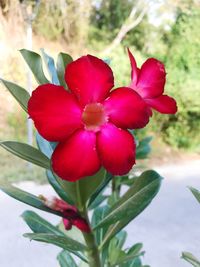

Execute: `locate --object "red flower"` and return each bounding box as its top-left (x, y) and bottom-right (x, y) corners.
top-left (41, 196), bottom-right (90, 233)
top-left (127, 49), bottom-right (177, 115)
top-left (28, 55), bottom-right (150, 181)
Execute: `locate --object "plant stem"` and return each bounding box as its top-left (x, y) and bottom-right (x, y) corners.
top-left (75, 181), bottom-right (101, 267)
top-left (82, 229), bottom-right (102, 267)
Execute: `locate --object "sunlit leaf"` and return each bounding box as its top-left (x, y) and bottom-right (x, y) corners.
top-left (20, 49), bottom-right (49, 84)
top-left (0, 79), bottom-right (30, 112)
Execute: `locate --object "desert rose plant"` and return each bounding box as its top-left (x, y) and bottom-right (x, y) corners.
top-left (0, 48), bottom-right (177, 267)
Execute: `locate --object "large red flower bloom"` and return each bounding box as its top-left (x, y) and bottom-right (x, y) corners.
top-left (128, 49), bottom-right (177, 115)
top-left (28, 55), bottom-right (150, 181)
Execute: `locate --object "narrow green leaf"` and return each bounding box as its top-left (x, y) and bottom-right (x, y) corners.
top-left (97, 171), bottom-right (162, 248)
top-left (41, 49), bottom-right (60, 85)
top-left (21, 210), bottom-right (62, 235)
top-left (36, 132), bottom-right (57, 158)
top-left (91, 206), bottom-right (109, 245)
top-left (22, 211), bottom-right (87, 262)
top-left (182, 252), bottom-right (200, 267)
top-left (56, 168), bottom-right (106, 206)
top-left (0, 141), bottom-right (50, 169)
top-left (20, 49), bottom-right (49, 84)
top-left (89, 172), bottom-right (113, 207)
top-left (56, 53), bottom-right (73, 88)
top-left (46, 170), bottom-right (73, 205)
top-left (24, 233), bottom-right (86, 252)
top-left (57, 250), bottom-right (78, 267)
top-left (96, 170), bottom-right (162, 230)
top-left (189, 187), bottom-right (200, 204)
top-left (0, 182), bottom-right (62, 217)
top-left (0, 79), bottom-right (30, 112)
top-left (89, 193), bottom-right (107, 210)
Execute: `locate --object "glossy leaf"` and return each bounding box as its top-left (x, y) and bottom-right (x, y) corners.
top-left (0, 141), bottom-right (50, 169)
top-left (182, 252), bottom-right (200, 267)
top-left (22, 211), bottom-right (86, 262)
top-left (97, 171), bottom-right (162, 247)
top-left (36, 132), bottom-right (57, 158)
top-left (20, 49), bottom-right (49, 84)
top-left (0, 79), bottom-right (30, 112)
top-left (57, 250), bottom-right (78, 267)
top-left (89, 193), bottom-right (107, 210)
top-left (0, 182), bottom-right (62, 217)
top-left (189, 187), bottom-right (200, 204)
top-left (21, 210), bottom-right (63, 235)
top-left (24, 233), bottom-right (86, 252)
top-left (41, 49), bottom-right (60, 85)
top-left (46, 170), bottom-right (73, 204)
top-left (57, 52), bottom-right (73, 88)
top-left (88, 172), bottom-right (113, 207)
top-left (57, 168), bottom-right (106, 206)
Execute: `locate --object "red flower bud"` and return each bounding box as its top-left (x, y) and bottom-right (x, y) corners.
top-left (72, 217), bottom-right (91, 233)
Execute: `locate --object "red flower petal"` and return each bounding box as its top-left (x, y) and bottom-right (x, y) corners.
top-left (73, 218), bottom-right (91, 233)
top-left (65, 55), bottom-right (114, 106)
top-left (51, 130), bottom-right (101, 181)
top-left (136, 58), bottom-right (166, 98)
top-left (128, 48), bottom-right (138, 86)
top-left (104, 87), bottom-right (149, 129)
top-left (146, 95), bottom-right (177, 114)
top-left (63, 218), bottom-right (72, 230)
top-left (28, 84), bottom-right (82, 142)
top-left (97, 123), bottom-right (135, 175)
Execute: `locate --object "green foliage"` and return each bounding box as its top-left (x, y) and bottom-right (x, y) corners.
top-left (91, 0), bottom-right (133, 41)
top-left (57, 250), bottom-right (78, 267)
top-left (24, 233), bottom-right (86, 252)
top-left (182, 252), bottom-right (200, 267)
top-left (161, 9), bottom-right (200, 149)
top-left (0, 141), bottom-right (50, 169)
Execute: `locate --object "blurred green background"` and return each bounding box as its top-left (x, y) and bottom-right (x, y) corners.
top-left (0, 0), bottom-right (199, 183)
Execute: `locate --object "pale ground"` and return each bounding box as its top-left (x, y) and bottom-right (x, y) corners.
top-left (0, 160), bottom-right (200, 267)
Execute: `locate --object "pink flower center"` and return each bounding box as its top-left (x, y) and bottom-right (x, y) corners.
top-left (82, 103), bottom-right (107, 131)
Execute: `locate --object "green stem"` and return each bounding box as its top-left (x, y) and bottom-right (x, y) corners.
top-left (75, 181), bottom-right (102, 267)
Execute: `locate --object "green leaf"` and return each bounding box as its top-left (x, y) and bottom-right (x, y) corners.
top-left (22, 211), bottom-right (87, 262)
top-left (41, 49), bottom-right (60, 85)
top-left (56, 53), bottom-right (73, 88)
top-left (91, 206), bottom-right (109, 245)
top-left (0, 182), bottom-right (62, 217)
top-left (189, 187), bottom-right (200, 204)
top-left (20, 49), bottom-right (49, 84)
top-left (36, 132), bottom-right (57, 158)
top-left (88, 172), bottom-right (113, 207)
top-left (57, 250), bottom-right (78, 267)
top-left (114, 243), bottom-right (144, 266)
top-left (21, 210), bottom-right (62, 235)
top-left (97, 170), bottom-right (162, 247)
top-left (57, 168), bottom-right (106, 206)
top-left (136, 137), bottom-right (152, 160)
top-left (182, 252), bottom-right (200, 267)
top-left (46, 170), bottom-right (73, 205)
top-left (0, 141), bottom-right (50, 169)
top-left (89, 193), bottom-right (107, 210)
top-left (24, 233), bottom-right (86, 252)
top-left (0, 79), bottom-right (30, 112)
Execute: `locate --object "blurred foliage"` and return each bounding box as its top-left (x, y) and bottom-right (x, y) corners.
top-left (0, 0), bottom-right (200, 151)
top-left (160, 7), bottom-right (200, 149)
